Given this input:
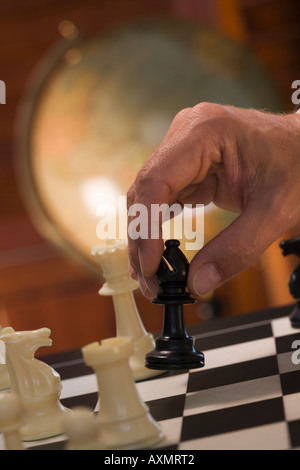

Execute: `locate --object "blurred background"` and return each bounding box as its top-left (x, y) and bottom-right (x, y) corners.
top-left (0, 0), bottom-right (300, 354)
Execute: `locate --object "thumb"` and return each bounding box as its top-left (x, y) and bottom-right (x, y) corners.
top-left (188, 203), bottom-right (280, 297)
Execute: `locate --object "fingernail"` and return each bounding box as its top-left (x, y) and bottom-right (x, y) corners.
top-left (193, 263), bottom-right (222, 296)
top-left (129, 264), bottom-right (138, 280)
top-left (138, 274), bottom-right (158, 299)
top-left (144, 276), bottom-right (158, 297)
top-left (138, 247), bottom-right (147, 276)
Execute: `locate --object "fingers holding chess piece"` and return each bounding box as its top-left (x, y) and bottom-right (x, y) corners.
top-left (145, 239), bottom-right (205, 370)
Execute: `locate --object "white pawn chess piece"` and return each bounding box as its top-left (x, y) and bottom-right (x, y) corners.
top-left (0, 327), bottom-right (71, 441)
top-left (82, 336), bottom-right (164, 450)
top-left (92, 239), bottom-right (164, 381)
top-left (62, 407), bottom-right (102, 450)
top-left (0, 336), bottom-right (10, 391)
top-left (0, 392), bottom-right (25, 450)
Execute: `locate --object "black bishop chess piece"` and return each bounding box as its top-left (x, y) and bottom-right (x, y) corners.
top-left (280, 236), bottom-right (300, 328)
top-left (145, 239), bottom-right (205, 370)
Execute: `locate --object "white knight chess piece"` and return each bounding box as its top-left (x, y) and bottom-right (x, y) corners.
top-left (0, 327), bottom-right (71, 441)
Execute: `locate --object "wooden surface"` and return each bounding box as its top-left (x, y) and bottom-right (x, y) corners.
top-left (0, 0), bottom-right (299, 353)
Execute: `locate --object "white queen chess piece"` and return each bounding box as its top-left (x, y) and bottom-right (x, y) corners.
top-left (0, 327), bottom-right (71, 441)
top-left (92, 239), bottom-right (164, 380)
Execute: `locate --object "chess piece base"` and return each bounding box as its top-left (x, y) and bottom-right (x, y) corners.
top-left (145, 336), bottom-right (205, 370)
top-left (98, 411), bottom-right (164, 450)
top-left (20, 395), bottom-right (72, 441)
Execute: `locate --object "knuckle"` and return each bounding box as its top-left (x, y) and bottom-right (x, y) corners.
top-left (190, 102), bottom-right (232, 142)
top-left (192, 102), bottom-right (228, 122)
top-left (135, 159), bottom-right (160, 188)
top-left (173, 107), bottom-right (192, 123)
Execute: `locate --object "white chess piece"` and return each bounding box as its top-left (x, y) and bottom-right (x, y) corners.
top-left (0, 337), bottom-right (10, 391)
top-left (62, 407), bottom-right (102, 450)
top-left (92, 239), bottom-right (164, 380)
top-left (0, 392), bottom-right (25, 450)
top-left (82, 336), bottom-right (164, 450)
top-left (0, 327), bottom-right (71, 441)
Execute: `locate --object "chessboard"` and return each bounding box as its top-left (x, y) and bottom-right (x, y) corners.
top-left (2, 303), bottom-right (300, 451)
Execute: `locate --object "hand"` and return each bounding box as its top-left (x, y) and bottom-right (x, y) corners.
top-left (127, 102), bottom-right (300, 298)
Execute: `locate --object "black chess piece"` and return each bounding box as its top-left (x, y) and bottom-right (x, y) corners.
top-left (145, 239), bottom-right (205, 370)
top-left (280, 236), bottom-right (300, 328)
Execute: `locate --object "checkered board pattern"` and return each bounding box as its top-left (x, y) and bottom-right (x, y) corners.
top-left (2, 304), bottom-right (300, 451)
